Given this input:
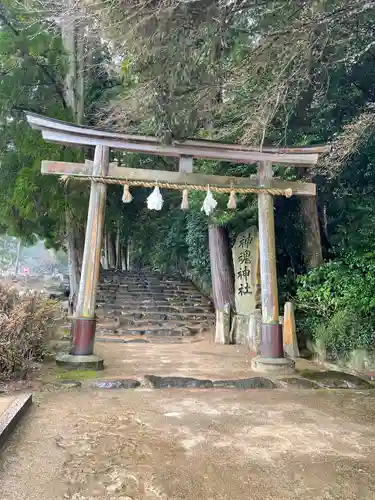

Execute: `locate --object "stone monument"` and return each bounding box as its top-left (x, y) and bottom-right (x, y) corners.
top-left (232, 227), bottom-right (261, 351)
top-left (283, 301), bottom-right (299, 358)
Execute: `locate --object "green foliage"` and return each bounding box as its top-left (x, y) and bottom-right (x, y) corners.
top-left (0, 4), bottom-right (74, 245)
top-left (0, 2), bottom-right (115, 251)
top-left (185, 211), bottom-right (211, 288)
top-left (296, 254), bottom-right (375, 358)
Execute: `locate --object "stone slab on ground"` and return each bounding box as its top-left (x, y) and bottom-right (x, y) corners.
top-left (301, 370), bottom-right (375, 389)
top-left (277, 377), bottom-right (320, 389)
top-left (0, 393), bottom-right (32, 450)
top-left (42, 380), bottom-right (82, 392)
top-left (213, 377), bottom-right (276, 389)
top-left (145, 375), bottom-right (213, 389)
top-left (91, 379), bottom-right (140, 389)
top-left (2, 389), bottom-right (375, 499)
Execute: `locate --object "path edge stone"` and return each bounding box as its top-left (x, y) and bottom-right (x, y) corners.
top-left (0, 393), bottom-right (32, 450)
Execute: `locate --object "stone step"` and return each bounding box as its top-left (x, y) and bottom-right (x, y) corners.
top-left (96, 272), bottom-right (213, 335)
top-left (101, 280), bottom-right (195, 284)
top-left (99, 279), bottom-right (197, 285)
top-left (96, 302), bottom-right (212, 313)
top-left (99, 277), bottom-right (193, 282)
top-left (97, 298), bottom-right (210, 306)
top-left (98, 283), bottom-right (200, 289)
top-left (96, 315), bottom-right (211, 329)
top-left (98, 305), bottom-right (214, 315)
top-left (98, 292), bottom-right (207, 300)
top-left (98, 325), bottom-right (201, 336)
top-left (97, 296), bottom-right (208, 303)
top-left (97, 287), bottom-right (201, 294)
top-left (118, 328), bottom-right (188, 337)
top-left (95, 335), bottom-right (189, 344)
top-left (101, 309), bottom-right (214, 321)
top-left (99, 315), bottom-right (209, 324)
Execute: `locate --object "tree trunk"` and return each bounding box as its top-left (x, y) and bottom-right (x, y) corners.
top-left (121, 247), bottom-right (127, 271)
top-left (115, 220), bottom-right (121, 269)
top-left (61, 1), bottom-right (77, 114)
top-left (76, 22), bottom-right (85, 125)
top-left (126, 240), bottom-right (131, 270)
top-left (300, 196), bottom-right (323, 268)
top-left (14, 239), bottom-right (22, 275)
top-left (66, 211), bottom-right (80, 314)
top-left (102, 230), bottom-right (109, 270)
top-left (62, 2), bottom-right (85, 313)
top-left (107, 232), bottom-right (116, 269)
top-left (208, 225), bottom-right (235, 308)
top-left (208, 225), bottom-right (235, 344)
top-left (298, 168), bottom-right (323, 269)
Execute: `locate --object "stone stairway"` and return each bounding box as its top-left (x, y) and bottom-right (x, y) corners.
top-left (95, 270), bottom-right (215, 341)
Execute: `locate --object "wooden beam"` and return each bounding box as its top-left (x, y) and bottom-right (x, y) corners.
top-left (179, 156), bottom-right (193, 173)
top-left (41, 129), bottom-right (319, 166)
top-left (26, 111), bottom-right (331, 155)
top-left (41, 161), bottom-right (316, 196)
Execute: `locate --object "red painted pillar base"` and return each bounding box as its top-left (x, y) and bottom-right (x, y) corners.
top-left (259, 323), bottom-right (283, 358)
top-left (70, 317), bottom-right (96, 356)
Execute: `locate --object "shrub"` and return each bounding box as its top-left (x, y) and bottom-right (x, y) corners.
top-left (295, 253), bottom-right (375, 359)
top-left (0, 286), bottom-right (59, 379)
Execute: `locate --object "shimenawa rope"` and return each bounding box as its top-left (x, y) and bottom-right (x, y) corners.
top-left (61, 175), bottom-right (293, 198)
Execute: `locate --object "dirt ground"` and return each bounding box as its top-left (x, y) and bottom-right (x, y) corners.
top-left (85, 339), bottom-right (317, 381)
top-left (1, 340), bottom-right (375, 499)
top-left (94, 340), bottom-right (258, 380)
top-left (1, 387), bottom-right (375, 500)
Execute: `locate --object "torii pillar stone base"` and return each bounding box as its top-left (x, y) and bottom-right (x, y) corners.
top-left (251, 355), bottom-right (295, 375)
top-left (56, 352), bottom-right (104, 371)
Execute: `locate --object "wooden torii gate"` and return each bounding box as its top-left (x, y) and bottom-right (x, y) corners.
top-left (25, 112), bottom-right (329, 372)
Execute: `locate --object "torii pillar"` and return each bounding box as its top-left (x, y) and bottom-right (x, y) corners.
top-left (251, 161), bottom-right (295, 374)
top-left (56, 145), bottom-right (109, 370)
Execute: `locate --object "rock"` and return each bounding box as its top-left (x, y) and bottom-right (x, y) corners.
top-left (299, 347), bottom-right (314, 359)
top-left (43, 380), bottom-right (81, 391)
top-left (277, 377), bottom-right (320, 389)
top-left (145, 375), bottom-right (213, 389)
top-left (106, 480), bottom-right (124, 494)
top-left (232, 311), bottom-right (261, 350)
top-left (143, 329), bottom-right (182, 337)
top-left (301, 370), bottom-right (375, 389)
top-left (96, 337), bottom-right (126, 343)
top-left (124, 339), bottom-right (149, 344)
top-left (149, 337), bottom-right (183, 343)
top-left (91, 379), bottom-right (140, 389)
top-left (123, 329), bottom-right (146, 335)
top-left (213, 377), bottom-right (276, 389)
top-left (283, 302), bottom-right (299, 358)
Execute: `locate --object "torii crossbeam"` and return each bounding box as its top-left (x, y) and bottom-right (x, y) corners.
top-left (25, 112), bottom-right (329, 372)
